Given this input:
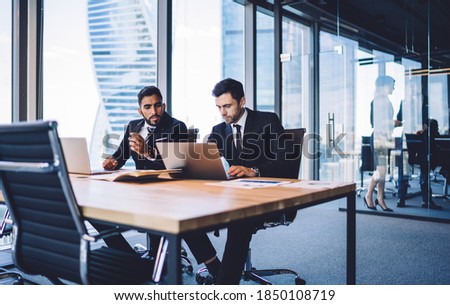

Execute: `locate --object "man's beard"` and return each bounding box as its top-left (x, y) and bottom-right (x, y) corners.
top-left (145, 114), bottom-right (161, 126)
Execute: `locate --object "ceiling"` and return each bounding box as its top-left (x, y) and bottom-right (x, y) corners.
top-left (283, 0), bottom-right (450, 68)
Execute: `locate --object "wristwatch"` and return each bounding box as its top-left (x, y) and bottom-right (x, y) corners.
top-left (251, 167), bottom-right (260, 177)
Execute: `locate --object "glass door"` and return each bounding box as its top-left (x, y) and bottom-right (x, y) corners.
top-left (318, 32), bottom-right (358, 183)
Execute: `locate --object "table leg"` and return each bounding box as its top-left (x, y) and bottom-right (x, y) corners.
top-left (346, 191), bottom-right (356, 284)
top-left (164, 234), bottom-right (182, 284)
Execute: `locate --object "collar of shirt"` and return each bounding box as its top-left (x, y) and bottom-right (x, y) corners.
top-left (140, 122), bottom-right (156, 139)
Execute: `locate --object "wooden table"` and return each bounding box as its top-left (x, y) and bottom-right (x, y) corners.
top-left (70, 176), bottom-right (356, 284)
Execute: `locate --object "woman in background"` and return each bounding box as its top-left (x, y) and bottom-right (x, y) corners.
top-left (364, 75), bottom-right (396, 212)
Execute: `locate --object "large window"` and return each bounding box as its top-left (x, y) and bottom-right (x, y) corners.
top-left (172, 0), bottom-right (244, 140)
top-left (256, 9), bottom-right (274, 112)
top-left (0, 1), bottom-right (12, 123)
top-left (43, 0), bottom-right (158, 168)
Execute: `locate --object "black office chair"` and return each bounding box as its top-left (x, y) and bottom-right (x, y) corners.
top-left (431, 138), bottom-right (450, 200)
top-left (405, 133), bottom-right (423, 176)
top-left (356, 136), bottom-right (375, 197)
top-left (241, 128), bottom-right (307, 285)
top-left (0, 120), bottom-right (155, 284)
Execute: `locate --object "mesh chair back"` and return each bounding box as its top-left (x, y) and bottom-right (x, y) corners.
top-left (0, 121), bottom-right (85, 283)
top-left (405, 133), bottom-right (424, 166)
top-left (261, 128), bottom-right (306, 226)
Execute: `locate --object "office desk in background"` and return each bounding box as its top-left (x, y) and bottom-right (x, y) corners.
top-left (69, 176), bottom-right (356, 285)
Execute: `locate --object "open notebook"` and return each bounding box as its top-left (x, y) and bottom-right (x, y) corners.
top-left (60, 137), bottom-right (113, 175)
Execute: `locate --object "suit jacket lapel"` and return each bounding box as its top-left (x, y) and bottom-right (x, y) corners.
top-left (132, 119), bottom-right (145, 133)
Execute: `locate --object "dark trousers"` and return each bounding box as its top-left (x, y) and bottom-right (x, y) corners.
top-left (184, 220), bottom-right (257, 285)
top-left (91, 221), bottom-right (161, 258)
top-left (93, 220), bottom-right (257, 285)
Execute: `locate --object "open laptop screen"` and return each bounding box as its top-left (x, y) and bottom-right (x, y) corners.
top-left (156, 142), bottom-right (233, 180)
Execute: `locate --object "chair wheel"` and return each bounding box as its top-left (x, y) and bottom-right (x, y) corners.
top-left (181, 247), bottom-right (188, 257)
top-left (182, 264), bottom-right (193, 274)
top-left (13, 278), bottom-right (24, 285)
top-left (195, 267), bottom-right (216, 284)
top-left (295, 277), bottom-right (306, 285)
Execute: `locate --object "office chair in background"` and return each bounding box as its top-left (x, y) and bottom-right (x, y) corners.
top-left (405, 133), bottom-right (423, 177)
top-left (241, 128), bottom-right (307, 285)
top-left (431, 138), bottom-right (450, 200)
top-left (0, 120), bottom-right (155, 284)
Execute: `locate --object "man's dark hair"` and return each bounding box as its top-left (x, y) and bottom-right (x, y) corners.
top-left (429, 119), bottom-right (439, 137)
top-left (212, 78), bottom-right (245, 102)
top-left (137, 86), bottom-right (163, 106)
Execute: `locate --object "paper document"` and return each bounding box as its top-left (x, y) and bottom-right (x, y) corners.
top-left (282, 180), bottom-right (341, 189)
top-left (206, 179), bottom-right (291, 189)
top-left (88, 169), bottom-right (181, 182)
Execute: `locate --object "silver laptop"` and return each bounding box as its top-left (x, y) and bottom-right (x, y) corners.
top-left (156, 142), bottom-right (235, 180)
top-left (60, 137), bottom-right (113, 175)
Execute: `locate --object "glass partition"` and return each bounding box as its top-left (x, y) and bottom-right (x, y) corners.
top-left (281, 17), bottom-right (310, 130)
top-left (316, 1), bottom-right (449, 219)
top-left (319, 32), bottom-right (358, 182)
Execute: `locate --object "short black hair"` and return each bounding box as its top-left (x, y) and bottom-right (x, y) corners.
top-left (212, 78), bottom-right (244, 102)
top-left (429, 118), bottom-right (439, 134)
top-left (137, 86), bottom-right (163, 106)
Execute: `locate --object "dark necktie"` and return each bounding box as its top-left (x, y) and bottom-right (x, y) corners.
top-left (144, 127), bottom-right (157, 159)
top-left (233, 124), bottom-right (242, 152)
top-left (145, 126), bottom-right (155, 144)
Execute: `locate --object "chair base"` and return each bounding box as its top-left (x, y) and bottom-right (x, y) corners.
top-left (243, 267), bottom-right (306, 285)
top-left (242, 248), bottom-right (305, 285)
top-left (356, 187), bottom-right (367, 197)
top-left (432, 177), bottom-right (449, 201)
top-left (134, 237), bottom-right (194, 284)
top-left (0, 268), bottom-right (24, 285)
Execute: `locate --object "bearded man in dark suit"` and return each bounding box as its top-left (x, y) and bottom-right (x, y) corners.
top-left (98, 85), bottom-right (187, 256)
top-left (103, 86), bottom-right (187, 171)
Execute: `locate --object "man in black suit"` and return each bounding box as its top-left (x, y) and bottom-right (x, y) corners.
top-left (184, 78), bottom-right (287, 284)
top-left (103, 86), bottom-right (187, 171)
top-left (99, 85), bottom-right (188, 255)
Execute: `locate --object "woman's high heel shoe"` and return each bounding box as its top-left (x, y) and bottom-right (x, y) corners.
top-left (363, 197), bottom-right (377, 210)
top-left (375, 198), bottom-right (393, 212)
